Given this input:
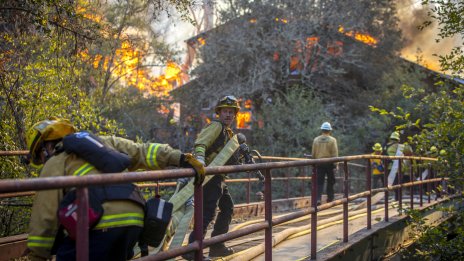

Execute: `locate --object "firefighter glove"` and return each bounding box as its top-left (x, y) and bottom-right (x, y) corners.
top-left (182, 153), bottom-right (205, 185)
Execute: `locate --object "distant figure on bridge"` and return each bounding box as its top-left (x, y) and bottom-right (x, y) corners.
top-left (25, 117), bottom-right (205, 261)
top-left (401, 142), bottom-right (414, 185)
top-left (312, 122), bottom-right (338, 205)
top-left (183, 95), bottom-right (241, 260)
top-left (384, 131), bottom-right (413, 199)
top-left (371, 143), bottom-right (385, 189)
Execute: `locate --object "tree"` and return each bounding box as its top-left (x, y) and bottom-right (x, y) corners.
top-left (0, 0), bottom-right (196, 236)
top-left (251, 85), bottom-right (328, 157)
top-left (176, 0), bottom-right (404, 155)
top-left (421, 0), bottom-right (464, 74)
top-left (188, 0), bottom-right (402, 105)
top-left (372, 1), bottom-right (464, 258)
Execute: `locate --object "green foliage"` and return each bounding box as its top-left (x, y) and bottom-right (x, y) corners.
top-left (372, 0), bottom-right (464, 257)
top-left (102, 85), bottom-right (169, 141)
top-left (0, 0), bottom-right (199, 237)
top-left (251, 85), bottom-right (328, 157)
top-left (402, 206), bottom-right (464, 260)
top-left (421, 0), bottom-right (464, 74)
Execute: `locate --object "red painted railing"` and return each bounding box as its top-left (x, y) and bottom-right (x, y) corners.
top-left (0, 152), bottom-right (444, 261)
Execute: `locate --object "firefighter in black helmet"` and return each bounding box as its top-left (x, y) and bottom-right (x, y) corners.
top-left (183, 96), bottom-right (241, 260)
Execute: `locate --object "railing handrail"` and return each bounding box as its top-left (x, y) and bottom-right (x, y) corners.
top-left (0, 153), bottom-right (444, 261)
top-left (0, 154), bottom-right (437, 193)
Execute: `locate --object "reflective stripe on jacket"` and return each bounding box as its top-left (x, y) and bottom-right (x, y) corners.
top-left (194, 121), bottom-right (234, 165)
top-left (28, 136), bottom-right (182, 260)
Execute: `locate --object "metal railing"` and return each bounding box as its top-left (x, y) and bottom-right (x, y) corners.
top-left (0, 152), bottom-right (444, 261)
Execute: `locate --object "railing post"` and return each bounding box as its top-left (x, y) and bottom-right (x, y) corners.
top-left (155, 180), bottom-right (160, 195)
top-left (343, 161), bottom-right (349, 242)
top-left (76, 187), bottom-right (89, 261)
top-left (383, 159), bottom-right (389, 222)
top-left (286, 173), bottom-right (290, 199)
top-left (247, 172), bottom-right (251, 204)
top-left (300, 167), bottom-right (305, 197)
top-left (366, 159), bottom-right (371, 230)
top-left (194, 181), bottom-right (204, 261)
top-left (311, 166), bottom-right (317, 259)
top-left (419, 165), bottom-right (423, 207)
top-left (398, 160), bottom-right (403, 213)
top-left (428, 164), bottom-right (432, 203)
top-left (264, 169), bottom-right (272, 261)
top-left (410, 160), bottom-right (414, 210)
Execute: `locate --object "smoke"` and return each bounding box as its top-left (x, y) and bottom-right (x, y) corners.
top-left (397, 0), bottom-right (462, 71)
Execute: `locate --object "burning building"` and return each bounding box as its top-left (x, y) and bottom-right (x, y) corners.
top-left (170, 5), bottom-right (456, 148)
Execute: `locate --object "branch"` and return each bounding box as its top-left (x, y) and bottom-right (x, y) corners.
top-left (0, 7), bottom-right (97, 40)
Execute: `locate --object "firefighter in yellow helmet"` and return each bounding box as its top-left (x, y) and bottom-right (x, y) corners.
top-left (25, 117), bottom-right (205, 261)
top-left (371, 143), bottom-right (385, 188)
top-left (183, 95), bottom-right (240, 260)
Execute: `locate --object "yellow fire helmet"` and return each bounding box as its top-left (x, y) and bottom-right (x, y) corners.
top-left (215, 95), bottom-right (240, 114)
top-left (26, 117), bottom-right (76, 164)
top-left (372, 143), bottom-right (383, 152)
top-left (389, 131), bottom-right (400, 141)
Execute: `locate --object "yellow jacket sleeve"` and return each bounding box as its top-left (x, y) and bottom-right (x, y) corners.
top-left (27, 155), bottom-right (66, 260)
top-left (193, 121), bottom-right (223, 158)
top-left (99, 136), bottom-right (182, 170)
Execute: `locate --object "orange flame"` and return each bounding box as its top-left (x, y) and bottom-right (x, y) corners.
top-left (151, 62), bottom-right (184, 96)
top-left (338, 26), bottom-right (378, 46)
top-left (76, 5), bottom-right (102, 23)
top-left (197, 37), bottom-right (206, 46)
top-left (236, 111), bottom-right (252, 129)
top-left (80, 41), bottom-right (184, 97)
top-left (274, 18), bottom-right (288, 24)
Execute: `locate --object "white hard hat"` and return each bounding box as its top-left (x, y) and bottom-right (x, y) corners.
top-left (321, 122), bottom-right (332, 131)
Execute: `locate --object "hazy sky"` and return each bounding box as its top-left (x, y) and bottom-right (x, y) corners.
top-left (397, 0), bottom-right (463, 72)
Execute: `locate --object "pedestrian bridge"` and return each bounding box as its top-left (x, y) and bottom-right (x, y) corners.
top-left (0, 151), bottom-right (459, 261)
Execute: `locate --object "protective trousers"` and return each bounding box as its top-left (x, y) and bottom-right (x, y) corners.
top-left (55, 226), bottom-right (142, 261)
top-left (188, 175), bottom-right (234, 248)
top-left (316, 163), bottom-right (335, 202)
top-left (373, 175), bottom-right (385, 189)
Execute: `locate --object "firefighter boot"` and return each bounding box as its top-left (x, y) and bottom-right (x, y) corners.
top-left (181, 251), bottom-right (211, 261)
top-left (209, 244), bottom-right (234, 258)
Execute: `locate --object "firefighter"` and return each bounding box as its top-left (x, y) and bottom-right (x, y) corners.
top-left (384, 131), bottom-right (401, 174)
top-left (371, 143), bottom-right (385, 189)
top-left (312, 122), bottom-right (338, 205)
top-left (402, 142), bottom-right (414, 184)
top-left (25, 117), bottom-right (205, 261)
top-left (183, 95), bottom-right (241, 260)
top-left (384, 131), bottom-right (413, 199)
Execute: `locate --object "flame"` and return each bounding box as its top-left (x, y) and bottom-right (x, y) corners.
top-left (244, 99), bottom-right (252, 109)
top-left (275, 18), bottom-right (288, 24)
top-left (76, 5), bottom-right (102, 23)
top-left (236, 111), bottom-right (252, 129)
top-left (76, 5), bottom-right (184, 98)
top-left (197, 37), bottom-right (206, 46)
top-left (338, 26), bottom-right (378, 46)
top-left (151, 62), bottom-right (184, 96)
top-left (400, 52), bottom-right (442, 71)
top-left (80, 41), bottom-right (184, 97)
top-left (157, 104), bottom-right (170, 115)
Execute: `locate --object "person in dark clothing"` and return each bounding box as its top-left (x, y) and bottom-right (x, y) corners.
top-left (183, 95), bottom-right (241, 260)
